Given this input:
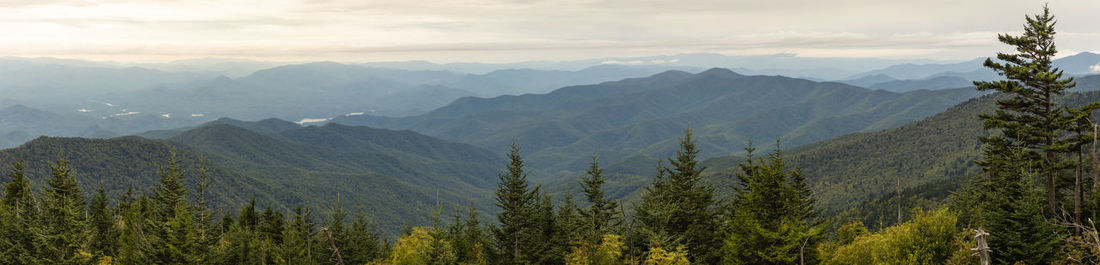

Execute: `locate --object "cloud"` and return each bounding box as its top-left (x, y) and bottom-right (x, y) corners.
top-left (1091, 64), bottom-right (1100, 73)
top-left (1, 0), bottom-right (1099, 62)
top-left (602, 59), bottom-right (680, 65)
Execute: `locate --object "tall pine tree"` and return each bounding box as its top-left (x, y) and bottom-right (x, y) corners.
top-left (493, 142), bottom-right (539, 264)
top-left (0, 160), bottom-right (41, 265)
top-left (722, 142), bottom-right (825, 265)
top-left (40, 154), bottom-right (87, 264)
top-left (579, 154), bottom-right (621, 243)
top-left (88, 186), bottom-right (121, 260)
top-left (634, 128), bottom-right (721, 264)
top-left (973, 4), bottom-right (1079, 215)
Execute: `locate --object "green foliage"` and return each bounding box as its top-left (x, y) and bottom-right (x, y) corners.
top-left (723, 143), bottom-right (825, 265)
top-left (643, 247), bottom-right (690, 265)
top-left (565, 234), bottom-right (627, 265)
top-left (0, 121), bottom-right (505, 235)
top-left (952, 142), bottom-right (1064, 264)
top-left (40, 154), bottom-right (87, 264)
top-left (88, 187), bottom-right (121, 259)
top-left (820, 209), bottom-right (965, 265)
top-left (634, 129), bottom-right (720, 264)
top-left (973, 4), bottom-right (1087, 215)
top-left (579, 154), bottom-right (622, 243)
top-left (492, 143), bottom-right (540, 264)
top-left (0, 160), bottom-right (43, 265)
top-left (388, 227), bottom-right (458, 265)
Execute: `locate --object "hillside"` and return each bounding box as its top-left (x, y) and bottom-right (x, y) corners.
top-left (699, 89), bottom-right (1100, 227)
top-left (867, 76), bottom-right (972, 92)
top-left (103, 63), bottom-right (693, 120)
top-left (0, 120), bottom-right (504, 234)
top-left (0, 104), bottom-right (210, 149)
top-left (334, 68), bottom-right (983, 175)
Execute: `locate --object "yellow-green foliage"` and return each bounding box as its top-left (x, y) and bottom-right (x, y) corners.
top-left (565, 234), bottom-right (626, 265)
top-left (644, 247), bottom-right (689, 265)
top-left (821, 209), bottom-right (967, 265)
top-left (388, 227), bottom-right (457, 265)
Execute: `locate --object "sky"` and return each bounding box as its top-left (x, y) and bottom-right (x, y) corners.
top-left (1, 0), bottom-right (1098, 63)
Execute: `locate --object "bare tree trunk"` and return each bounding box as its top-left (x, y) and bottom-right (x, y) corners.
top-left (323, 227), bottom-right (345, 265)
top-left (1049, 151), bottom-right (1058, 216)
top-left (1077, 152), bottom-right (1084, 234)
top-left (973, 228), bottom-right (991, 265)
top-left (621, 202), bottom-right (636, 265)
top-left (261, 242), bottom-right (267, 265)
top-left (897, 175), bottom-right (902, 224)
top-left (800, 236), bottom-right (809, 265)
top-left (1094, 123), bottom-right (1099, 223)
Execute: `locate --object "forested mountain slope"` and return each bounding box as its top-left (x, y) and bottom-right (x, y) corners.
top-left (335, 68), bottom-right (983, 175)
top-left (0, 120), bottom-right (503, 234)
top-left (700, 89), bottom-right (1100, 227)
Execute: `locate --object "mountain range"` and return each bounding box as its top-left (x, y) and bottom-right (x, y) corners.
top-left (332, 68), bottom-right (984, 175)
top-left (0, 119), bottom-right (504, 234)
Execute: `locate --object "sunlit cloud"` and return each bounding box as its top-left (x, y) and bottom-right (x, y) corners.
top-left (0, 0), bottom-right (1097, 62)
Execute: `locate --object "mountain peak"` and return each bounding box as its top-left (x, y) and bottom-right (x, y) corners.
top-left (697, 68), bottom-right (743, 78)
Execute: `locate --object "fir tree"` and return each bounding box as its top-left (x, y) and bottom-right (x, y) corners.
top-left (2, 160), bottom-right (35, 219)
top-left (163, 203), bottom-right (199, 264)
top-left (40, 154), bottom-right (87, 264)
top-left (0, 160), bottom-right (41, 265)
top-left (635, 128), bottom-right (721, 264)
top-left (529, 193), bottom-right (566, 265)
top-left (462, 203), bottom-right (494, 264)
top-left (493, 142), bottom-right (539, 264)
top-left (579, 154), bottom-right (620, 243)
top-left (558, 193), bottom-right (584, 245)
top-left (973, 4), bottom-right (1080, 215)
top-left (151, 151), bottom-right (188, 220)
top-left (88, 186), bottom-right (121, 259)
top-left (285, 205), bottom-right (321, 265)
top-left (983, 143), bottom-right (1063, 264)
top-left (345, 209), bottom-right (383, 264)
top-left (723, 142), bottom-right (826, 265)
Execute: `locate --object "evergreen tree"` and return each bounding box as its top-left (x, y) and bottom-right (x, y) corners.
top-left (579, 154), bottom-right (621, 243)
top-left (260, 207), bottom-right (286, 244)
top-left (723, 143), bottom-right (826, 265)
top-left (634, 128), bottom-right (721, 264)
top-left (117, 194), bottom-right (156, 264)
top-left (163, 203), bottom-right (199, 264)
top-left (284, 205), bottom-right (320, 265)
top-left (0, 160), bottom-right (41, 265)
top-left (493, 142), bottom-right (539, 264)
top-left (558, 193), bottom-right (584, 245)
top-left (152, 151), bottom-right (188, 220)
top-left (345, 209), bottom-right (383, 264)
top-left (239, 199), bottom-right (260, 231)
top-left (40, 154), bottom-right (88, 264)
top-left (462, 203), bottom-right (493, 264)
top-left (983, 143), bottom-right (1063, 264)
top-left (323, 195), bottom-right (350, 264)
top-left (193, 158), bottom-right (217, 254)
top-left (258, 207), bottom-right (286, 264)
top-left (973, 4), bottom-right (1080, 215)
top-left (529, 193), bottom-right (566, 265)
top-left (2, 160), bottom-right (36, 219)
top-left (88, 186), bottom-right (121, 259)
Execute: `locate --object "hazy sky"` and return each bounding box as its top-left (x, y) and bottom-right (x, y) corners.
top-left (2, 0), bottom-right (1098, 63)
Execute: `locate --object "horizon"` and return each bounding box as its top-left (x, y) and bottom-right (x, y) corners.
top-left (3, 0), bottom-right (1099, 63)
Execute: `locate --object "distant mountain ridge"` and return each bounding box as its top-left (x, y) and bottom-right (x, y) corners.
top-left (0, 119), bottom-right (504, 234)
top-left (333, 68), bottom-right (983, 175)
top-left (846, 52), bottom-right (1100, 81)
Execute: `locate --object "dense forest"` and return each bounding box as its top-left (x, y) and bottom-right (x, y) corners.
top-left (5, 5), bottom-right (1100, 265)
